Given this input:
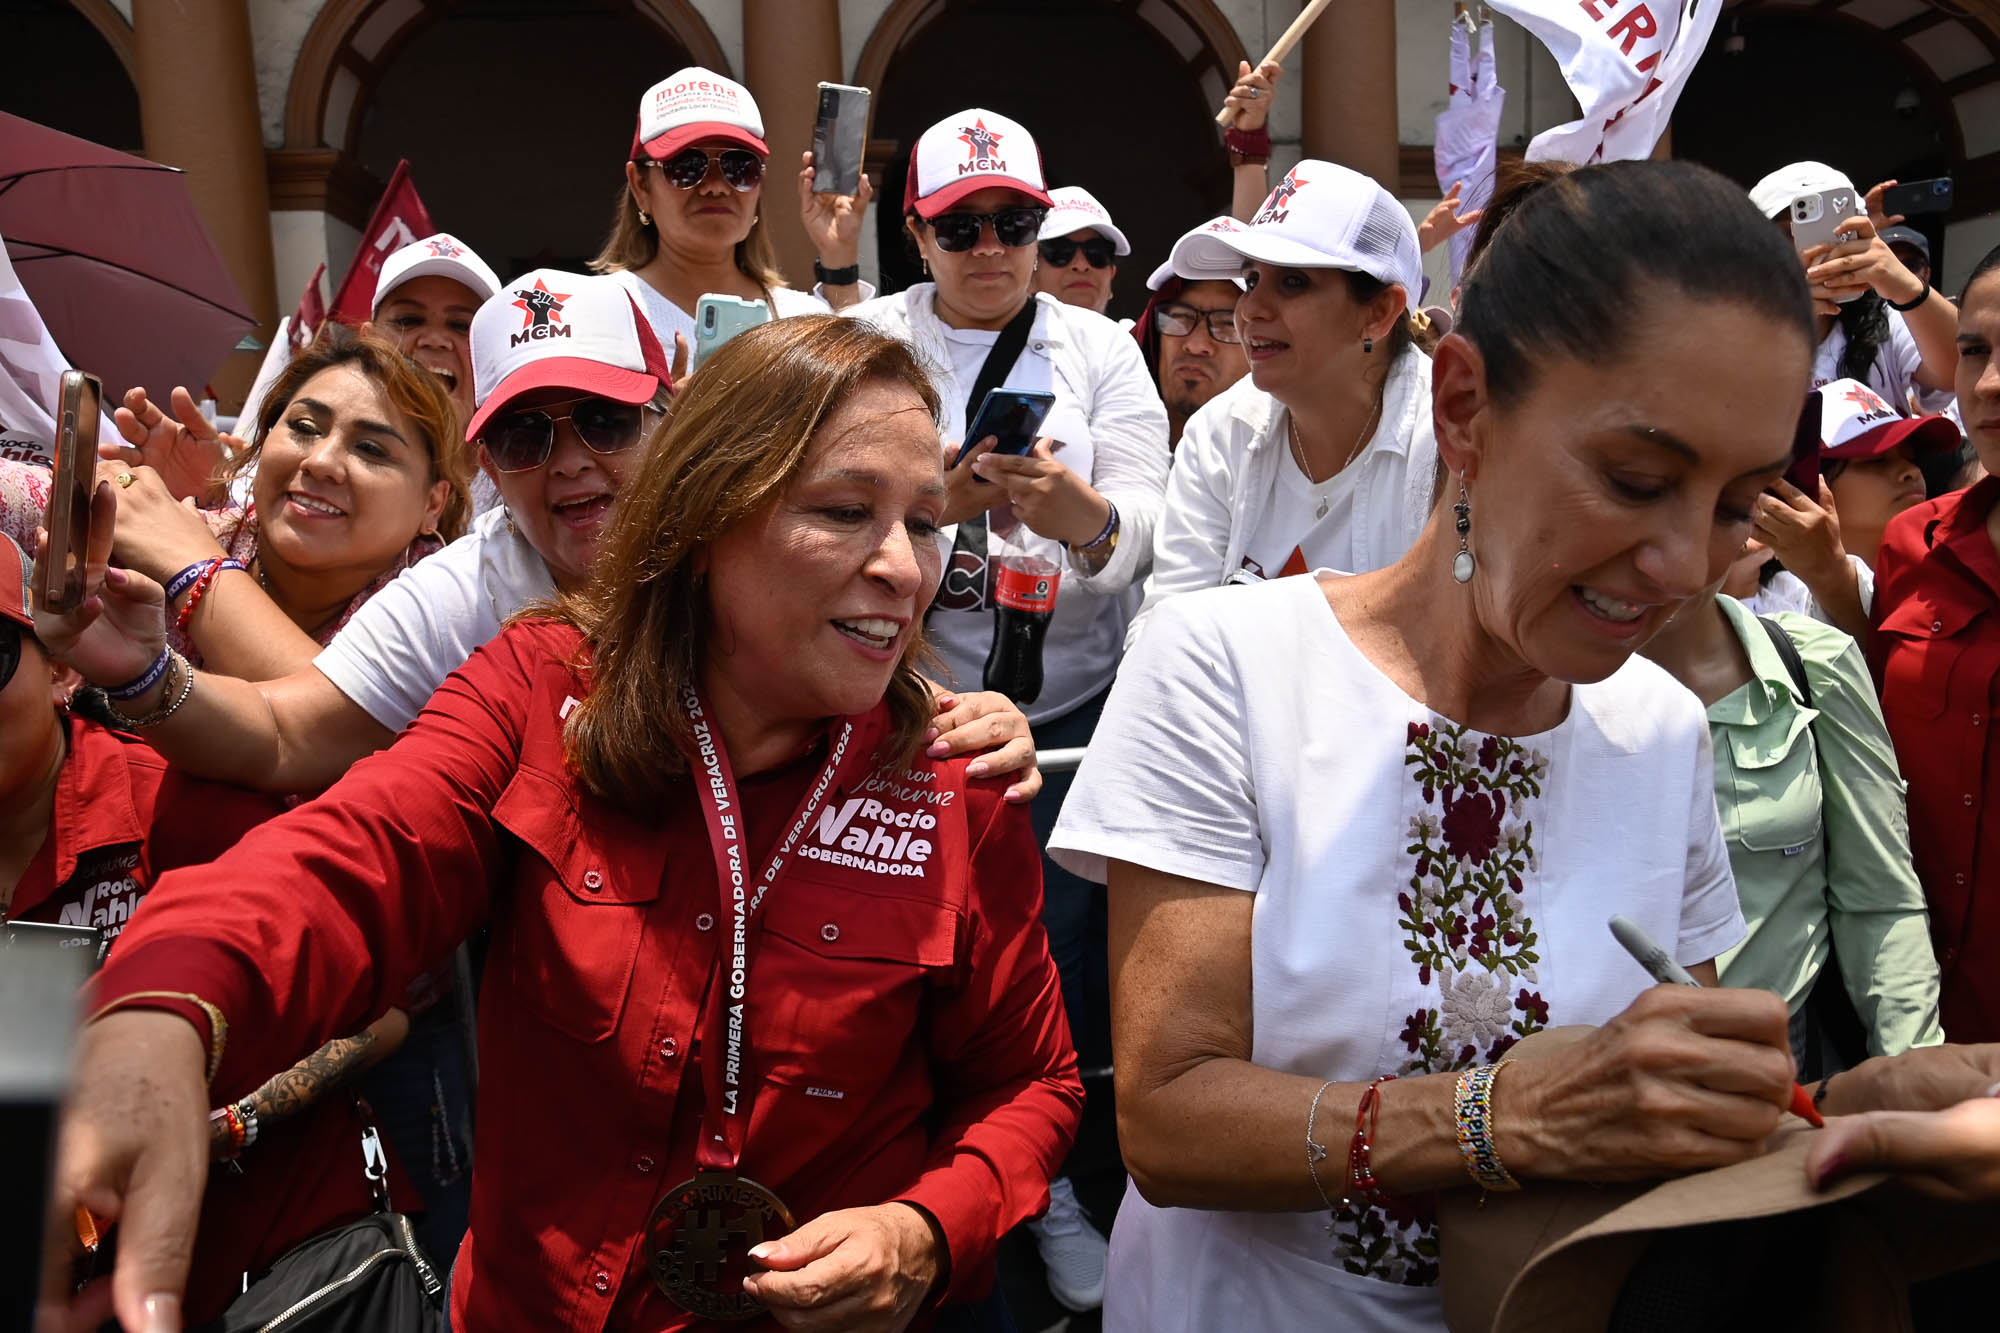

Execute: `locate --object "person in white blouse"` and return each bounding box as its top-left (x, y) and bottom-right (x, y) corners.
top-left (1128, 172), bottom-right (1439, 646)
top-left (590, 67), bottom-right (873, 351)
top-left (1052, 160), bottom-right (1825, 1331)
top-left (845, 106), bottom-right (1170, 1312)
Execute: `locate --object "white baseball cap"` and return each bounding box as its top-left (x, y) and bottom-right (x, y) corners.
top-left (1039, 187), bottom-right (1130, 255)
top-left (1153, 216), bottom-right (1250, 291)
top-left (1170, 161), bottom-right (1423, 300)
top-left (631, 67), bottom-right (767, 162)
top-left (904, 108), bottom-right (1051, 218)
top-left (1814, 378), bottom-right (1960, 459)
top-left (372, 233), bottom-right (502, 313)
top-left (467, 270), bottom-right (671, 441)
top-left (1748, 161), bottom-right (1855, 220)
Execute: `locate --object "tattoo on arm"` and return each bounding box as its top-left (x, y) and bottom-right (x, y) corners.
top-left (241, 1027), bottom-right (383, 1125)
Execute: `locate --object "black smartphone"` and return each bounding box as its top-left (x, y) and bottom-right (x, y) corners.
top-left (953, 389), bottom-right (1057, 476)
top-left (1783, 390), bottom-right (1823, 499)
top-left (810, 82), bottom-right (871, 197)
top-left (38, 369), bottom-right (101, 613)
top-left (1881, 177), bottom-right (1953, 218)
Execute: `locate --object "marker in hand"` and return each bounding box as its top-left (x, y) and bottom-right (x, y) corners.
top-left (1608, 914), bottom-right (1824, 1128)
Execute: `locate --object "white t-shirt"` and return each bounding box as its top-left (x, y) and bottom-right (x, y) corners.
top-left (612, 269), bottom-right (834, 353)
top-left (1238, 443), bottom-right (1359, 580)
top-left (314, 504), bottom-right (556, 732)
top-left (1049, 575), bottom-right (1743, 1333)
top-left (1812, 309), bottom-right (1924, 405)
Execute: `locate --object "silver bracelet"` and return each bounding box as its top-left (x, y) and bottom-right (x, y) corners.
top-left (1306, 1078), bottom-right (1339, 1225)
top-left (103, 649), bottom-right (194, 729)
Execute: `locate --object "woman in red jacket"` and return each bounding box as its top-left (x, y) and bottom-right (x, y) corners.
top-left (45, 315), bottom-right (1082, 1333)
top-left (1872, 242), bottom-right (2000, 1043)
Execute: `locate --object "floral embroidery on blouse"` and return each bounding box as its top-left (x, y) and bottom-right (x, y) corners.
top-left (1329, 717), bottom-right (1552, 1287)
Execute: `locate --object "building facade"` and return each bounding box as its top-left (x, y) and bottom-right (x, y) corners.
top-left (10, 0), bottom-right (2000, 402)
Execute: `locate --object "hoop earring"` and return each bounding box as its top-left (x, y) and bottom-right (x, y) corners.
top-left (1452, 482), bottom-right (1476, 583)
top-left (1362, 336), bottom-right (1374, 354)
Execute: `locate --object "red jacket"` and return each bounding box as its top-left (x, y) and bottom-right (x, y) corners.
top-left (1873, 475), bottom-right (2000, 1042)
top-left (93, 620), bottom-right (1083, 1332)
top-left (17, 715), bottom-right (387, 1323)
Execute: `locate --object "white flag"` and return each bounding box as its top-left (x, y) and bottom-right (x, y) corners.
top-left (0, 238), bottom-right (65, 456)
top-left (1434, 20), bottom-right (1507, 285)
top-left (1487, 0), bottom-right (1719, 165)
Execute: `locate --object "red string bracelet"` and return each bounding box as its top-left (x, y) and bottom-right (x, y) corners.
top-left (1345, 1073), bottom-right (1397, 1205)
top-left (174, 561), bottom-right (222, 637)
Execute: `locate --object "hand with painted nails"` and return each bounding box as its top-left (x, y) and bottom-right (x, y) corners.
top-left (741, 1202), bottom-right (941, 1332)
top-left (926, 688), bottom-right (1041, 802)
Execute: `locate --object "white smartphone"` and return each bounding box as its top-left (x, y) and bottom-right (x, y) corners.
top-left (691, 295), bottom-right (771, 370)
top-left (1789, 188), bottom-right (1867, 302)
top-left (811, 83), bottom-right (872, 197)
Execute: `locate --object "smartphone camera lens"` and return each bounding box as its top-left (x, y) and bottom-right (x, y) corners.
top-left (1935, 180), bottom-right (1951, 196)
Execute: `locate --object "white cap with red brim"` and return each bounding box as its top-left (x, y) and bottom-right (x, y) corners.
top-left (904, 108), bottom-right (1051, 218)
top-left (467, 270), bottom-right (671, 442)
top-left (373, 233), bottom-right (502, 312)
top-left (1169, 161), bottom-right (1423, 300)
top-left (1815, 378), bottom-right (1961, 459)
top-left (632, 67), bottom-right (767, 161)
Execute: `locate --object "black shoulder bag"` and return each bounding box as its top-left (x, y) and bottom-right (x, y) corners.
top-left (1755, 615), bottom-right (1870, 1080)
top-left (931, 299), bottom-right (1041, 616)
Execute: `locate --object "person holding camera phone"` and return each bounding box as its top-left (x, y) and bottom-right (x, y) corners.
top-left (593, 68), bottom-right (875, 357)
top-left (845, 107), bottom-right (1169, 1314)
top-left (1125, 165), bottom-right (1439, 648)
top-left (1749, 162), bottom-right (1959, 410)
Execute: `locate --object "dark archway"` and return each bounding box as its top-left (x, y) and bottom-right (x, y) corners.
top-left (0, 0), bottom-right (140, 152)
top-left (353, 0), bottom-right (695, 277)
top-left (867, 0), bottom-right (1242, 316)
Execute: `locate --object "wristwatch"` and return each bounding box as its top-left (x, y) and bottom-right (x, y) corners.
top-left (813, 258), bottom-right (861, 287)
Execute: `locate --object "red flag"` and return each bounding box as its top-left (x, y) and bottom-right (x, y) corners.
top-left (327, 160), bottom-right (435, 325)
top-left (289, 263), bottom-right (325, 355)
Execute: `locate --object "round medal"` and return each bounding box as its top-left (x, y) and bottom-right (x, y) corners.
top-left (648, 1170), bottom-right (796, 1319)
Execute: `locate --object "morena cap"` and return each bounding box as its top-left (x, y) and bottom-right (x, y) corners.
top-left (1814, 378), bottom-right (1959, 460)
top-left (632, 67), bottom-right (767, 162)
top-left (1038, 187), bottom-right (1131, 256)
top-left (903, 108), bottom-right (1052, 218)
top-left (467, 270), bottom-right (670, 442)
top-left (373, 233), bottom-right (502, 313)
top-left (1748, 160), bottom-right (1855, 220)
top-left (1, 529), bottom-right (34, 632)
top-left (1170, 162), bottom-right (1423, 301)
top-left (1879, 224), bottom-right (1931, 261)
top-left (1154, 216), bottom-right (1250, 291)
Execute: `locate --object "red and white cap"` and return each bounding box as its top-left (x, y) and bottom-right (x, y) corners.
top-left (372, 233), bottom-right (502, 312)
top-left (1, 530), bottom-right (34, 632)
top-left (1169, 160), bottom-right (1423, 300)
top-left (903, 108), bottom-right (1051, 218)
top-left (1152, 215), bottom-right (1250, 291)
top-left (467, 270), bottom-right (671, 441)
top-left (631, 66), bottom-right (767, 162)
top-left (1814, 378), bottom-right (1961, 459)
top-left (1039, 187), bottom-right (1130, 255)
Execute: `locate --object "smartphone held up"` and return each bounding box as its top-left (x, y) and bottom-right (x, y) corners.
top-left (811, 83), bottom-right (871, 197)
top-left (37, 368), bottom-right (102, 614)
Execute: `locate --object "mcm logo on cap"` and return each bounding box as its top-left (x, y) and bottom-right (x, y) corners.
top-left (1839, 381), bottom-right (1896, 426)
top-left (427, 237), bottom-right (465, 258)
top-left (957, 119), bottom-right (1006, 173)
top-left (511, 278), bottom-right (573, 347)
top-left (1256, 169), bottom-right (1308, 226)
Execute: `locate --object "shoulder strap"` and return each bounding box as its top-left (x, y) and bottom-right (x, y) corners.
top-left (1756, 615), bottom-right (1812, 711)
top-left (963, 298), bottom-right (1040, 423)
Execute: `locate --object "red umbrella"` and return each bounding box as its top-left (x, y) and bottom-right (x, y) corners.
top-left (0, 110), bottom-right (256, 404)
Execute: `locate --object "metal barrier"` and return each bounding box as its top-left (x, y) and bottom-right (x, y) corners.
top-left (1038, 746), bottom-right (1087, 776)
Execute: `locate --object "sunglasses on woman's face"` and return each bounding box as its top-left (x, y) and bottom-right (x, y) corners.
top-left (924, 207), bottom-right (1047, 253)
top-left (482, 396), bottom-right (647, 473)
top-left (647, 147), bottom-right (765, 192)
top-left (1039, 237), bottom-right (1116, 269)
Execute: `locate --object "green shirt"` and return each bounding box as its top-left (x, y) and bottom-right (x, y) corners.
top-left (1710, 596), bottom-right (1944, 1055)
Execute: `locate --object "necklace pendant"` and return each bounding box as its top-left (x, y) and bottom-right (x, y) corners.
top-left (1315, 497), bottom-right (1329, 520)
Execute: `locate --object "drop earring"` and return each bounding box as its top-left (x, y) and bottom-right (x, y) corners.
top-left (637, 208), bottom-right (651, 226)
top-left (1452, 483), bottom-right (1476, 583)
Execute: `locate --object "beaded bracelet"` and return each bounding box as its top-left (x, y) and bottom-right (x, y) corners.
top-left (1345, 1074), bottom-right (1397, 1206)
top-left (1454, 1060), bottom-right (1521, 1192)
top-left (173, 559), bottom-right (245, 637)
top-left (165, 559), bottom-right (218, 604)
top-left (103, 649), bottom-right (194, 729)
top-left (236, 1099), bottom-right (260, 1150)
top-left (104, 648), bottom-right (171, 701)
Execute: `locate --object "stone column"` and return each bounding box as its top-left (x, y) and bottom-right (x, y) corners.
top-left (132, 0), bottom-right (276, 405)
top-left (742, 0), bottom-right (845, 286)
top-left (1300, 0), bottom-right (1401, 190)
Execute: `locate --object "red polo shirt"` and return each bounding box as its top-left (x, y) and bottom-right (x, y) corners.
top-left (92, 620), bottom-right (1083, 1332)
top-left (1872, 475), bottom-right (2000, 1042)
top-left (16, 716), bottom-right (389, 1323)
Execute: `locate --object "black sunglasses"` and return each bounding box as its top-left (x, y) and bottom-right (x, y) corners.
top-left (1154, 302), bottom-right (1241, 344)
top-left (1039, 236), bottom-right (1116, 269)
top-left (925, 207), bottom-right (1047, 253)
top-left (647, 147), bottom-right (764, 192)
top-left (0, 620), bottom-right (20, 694)
top-left (481, 396), bottom-right (648, 473)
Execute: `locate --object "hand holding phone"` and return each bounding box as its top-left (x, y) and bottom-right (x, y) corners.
top-left (811, 83), bottom-right (871, 197)
top-left (38, 370), bottom-right (102, 613)
top-left (1879, 177), bottom-right (1953, 220)
top-left (952, 389), bottom-right (1057, 476)
top-left (691, 295), bottom-right (771, 370)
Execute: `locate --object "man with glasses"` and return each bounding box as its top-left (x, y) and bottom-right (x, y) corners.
top-left (1151, 277), bottom-right (1250, 445)
top-left (1034, 187), bottom-right (1130, 318)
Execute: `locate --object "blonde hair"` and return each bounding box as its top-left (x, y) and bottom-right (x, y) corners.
top-left (554, 315), bottom-right (941, 810)
top-left (587, 175), bottom-right (787, 292)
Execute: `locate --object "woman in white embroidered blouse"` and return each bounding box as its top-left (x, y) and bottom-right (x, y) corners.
top-left (1050, 162), bottom-right (1823, 1331)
